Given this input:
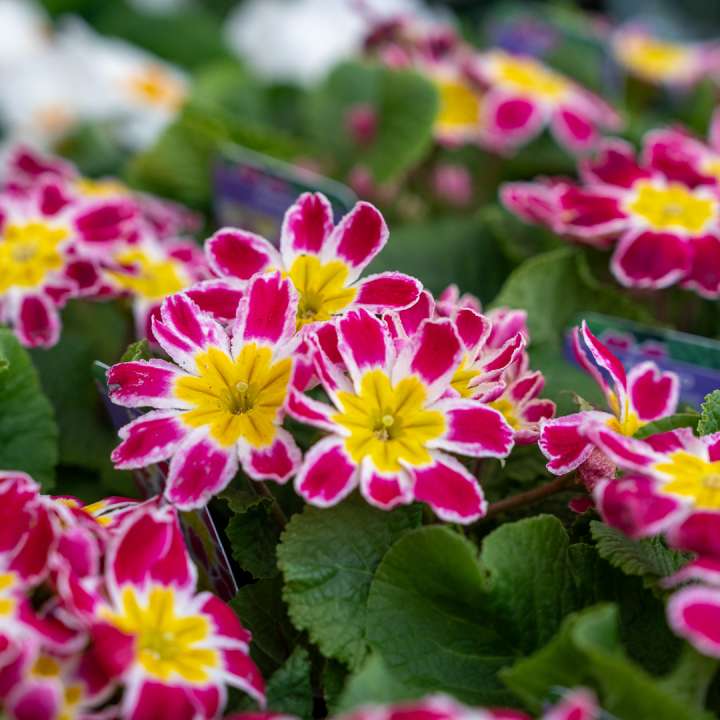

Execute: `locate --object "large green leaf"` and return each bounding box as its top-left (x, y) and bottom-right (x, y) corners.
top-left (699, 390), bottom-right (720, 436)
top-left (0, 329), bottom-right (58, 488)
top-left (502, 605), bottom-right (715, 720)
top-left (365, 516), bottom-right (598, 704)
top-left (277, 496), bottom-right (421, 669)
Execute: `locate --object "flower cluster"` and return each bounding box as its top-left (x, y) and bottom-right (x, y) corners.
top-left (0, 471), bottom-right (263, 719)
top-left (0, 146), bottom-right (209, 347)
top-left (503, 117), bottom-right (720, 298)
top-left (229, 688), bottom-right (602, 720)
top-left (107, 191), bottom-right (554, 522)
top-left (364, 14), bottom-right (621, 155)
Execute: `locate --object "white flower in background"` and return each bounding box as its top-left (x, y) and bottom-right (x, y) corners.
top-left (127, 0), bottom-right (189, 14)
top-left (0, 0), bottom-right (51, 69)
top-left (55, 20), bottom-right (188, 149)
top-left (224, 0), bottom-right (440, 86)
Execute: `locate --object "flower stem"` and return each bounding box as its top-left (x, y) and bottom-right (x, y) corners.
top-left (484, 474), bottom-right (578, 518)
top-left (253, 481), bottom-right (288, 529)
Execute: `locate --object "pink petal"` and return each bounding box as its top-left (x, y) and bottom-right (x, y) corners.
top-left (295, 437), bottom-right (358, 507)
top-left (64, 258), bottom-right (102, 295)
top-left (360, 465), bottom-right (413, 510)
top-left (112, 411), bottom-right (187, 469)
top-left (221, 648), bottom-right (266, 704)
top-left (392, 290), bottom-right (434, 337)
top-left (200, 593), bottom-right (251, 645)
top-left (667, 586), bottom-right (720, 658)
top-left (108, 359), bottom-right (184, 409)
top-left (611, 230), bottom-right (692, 289)
top-left (558, 185), bottom-right (627, 242)
top-left (354, 272), bottom-right (422, 311)
top-left (543, 688), bottom-right (600, 720)
top-left (644, 128), bottom-right (709, 188)
top-left (454, 308), bottom-right (491, 355)
top-left (551, 107), bottom-right (597, 153)
top-left (433, 400), bottom-right (514, 458)
top-left (594, 475), bottom-right (687, 538)
top-left (627, 361), bottom-right (679, 422)
top-left (403, 318), bottom-right (462, 394)
top-left (15, 293), bottom-right (60, 348)
top-left (412, 452), bottom-right (486, 523)
top-left (579, 321), bottom-right (628, 397)
top-left (242, 428), bottom-right (301, 483)
top-left (664, 557), bottom-right (720, 589)
top-left (127, 680), bottom-right (199, 720)
top-left (500, 181), bottom-right (558, 226)
top-left (667, 512), bottom-right (720, 558)
top-left (286, 388), bottom-right (336, 432)
top-left (7, 682), bottom-right (60, 720)
top-left (485, 93), bottom-right (544, 147)
top-left (233, 271), bottom-right (297, 349)
top-left (580, 139), bottom-right (652, 188)
top-left (337, 309), bottom-right (392, 383)
top-left (280, 192), bottom-right (333, 264)
top-left (205, 228), bottom-right (276, 281)
top-left (73, 199), bottom-right (138, 250)
top-left (590, 426), bottom-right (658, 473)
top-left (682, 234), bottom-right (720, 298)
top-left (91, 622), bottom-right (135, 679)
top-left (108, 502), bottom-right (195, 591)
top-left (165, 434), bottom-right (238, 510)
top-left (538, 414), bottom-right (596, 475)
top-left (326, 201), bottom-right (388, 275)
top-left (186, 279), bottom-right (244, 322)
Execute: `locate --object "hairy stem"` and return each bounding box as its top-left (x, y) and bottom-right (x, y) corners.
top-left (484, 474), bottom-right (579, 518)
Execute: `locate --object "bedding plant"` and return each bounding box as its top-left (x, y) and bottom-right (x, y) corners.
top-left (4, 1), bottom-right (720, 719)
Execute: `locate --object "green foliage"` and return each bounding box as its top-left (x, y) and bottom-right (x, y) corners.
top-left (364, 516), bottom-right (602, 705)
top-left (502, 605), bottom-right (715, 720)
top-left (264, 647), bottom-right (314, 719)
top-left (226, 498), bottom-right (282, 580)
top-left (636, 413), bottom-right (701, 439)
top-left (699, 390), bottom-right (720, 436)
top-left (590, 522), bottom-right (689, 586)
top-left (277, 496), bottom-right (421, 669)
top-left (0, 329), bottom-right (58, 489)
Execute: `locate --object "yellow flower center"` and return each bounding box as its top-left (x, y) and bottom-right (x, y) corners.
top-left (434, 77), bottom-right (482, 133)
top-left (107, 248), bottom-right (189, 301)
top-left (625, 180), bottom-right (717, 233)
top-left (655, 451), bottom-right (720, 510)
top-left (491, 54), bottom-right (570, 102)
top-left (287, 255), bottom-right (357, 329)
top-left (0, 221), bottom-right (68, 293)
top-left (450, 357), bottom-right (480, 398)
top-left (490, 397), bottom-right (521, 430)
top-left (127, 64), bottom-right (185, 110)
top-left (74, 177), bottom-right (127, 198)
top-left (616, 36), bottom-right (693, 82)
top-left (333, 368), bottom-right (445, 473)
top-left (175, 344), bottom-right (291, 448)
top-left (102, 585), bottom-right (219, 684)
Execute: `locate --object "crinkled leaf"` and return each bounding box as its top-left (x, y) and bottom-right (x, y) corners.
top-left (277, 495), bottom-right (421, 669)
top-left (591, 521), bottom-right (689, 584)
top-left (226, 499), bottom-right (281, 579)
top-left (265, 647), bottom-right (314, 719)
top-left (502, 604), bottom-right (714, 720)
top-left (0, 329), bottom-right (58, 489)
top-left (699, 390), bottom-right (720, 436)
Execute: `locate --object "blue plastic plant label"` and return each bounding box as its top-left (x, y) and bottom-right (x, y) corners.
top-left (213, 144), bottom-right (356, 244)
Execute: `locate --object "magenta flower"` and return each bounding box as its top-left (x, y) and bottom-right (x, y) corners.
top-left (502, 123), bottom-right (720, 297)
top-left (288, 308), bottom-right (514, 523)
top-left (470, 49), bottom-right (621, 154)
top-left (539, 322), bottom-right (679, 476)
top-left (205, 192), bottom-right (421, 330)
top-left (109, 272), bottom-right (301, 509)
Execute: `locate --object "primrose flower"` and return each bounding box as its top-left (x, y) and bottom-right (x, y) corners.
top-left (502, 130), bottom-right (720, 297)
top-left (469, 49), bottom-right (621, 155)
top-left (206, 192), bottom-right (421, 330)
top-left (109, 272), bottom-right (301, 509)
top-left (83, 501), bottom-right (264, 717)
top-left (612, 24), bottom-right (713, 87)
top-left (0, 180), bottom-right (115, 347)
top-left (539, 322), bottom-right (678, 476)
top-left (104, 236), bottom-right (210, 341)
top-left (289, 308), bottom-right (514, 522)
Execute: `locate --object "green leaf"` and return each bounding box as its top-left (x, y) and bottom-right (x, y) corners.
top-left (365, 516), bottom-right (597, 704)
top-left (231, 577), bottom-right (299, 676)
top-left (503, 605), bottom-right (714, 720)
top-left (226, 499), bottom-right (281, 579)
top-left (265, 647), bottom-right (314, 719)
top-left (636, 413), bottom-right (700, 439)
top-left (119, 339), bottom-right (151, 363)
top-left (277, 496), bottom-right (421, 669)
top-left (590, 521), bottom-right (689, 584)
top-left (0, 329), bottom-right (58, 488)
top-left (699, 390), bottom-right (720, 436)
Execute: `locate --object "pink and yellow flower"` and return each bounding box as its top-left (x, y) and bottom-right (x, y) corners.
top-left (205, 192), bottom-right (421, 331)
top-left (470, 49), bottom-right (621, 155)
top-left (612, 24), bottom-right (714, 87)
top-left (109, 272), bottom-right (301, 509)
top-left (84, 501), bottom-right (264, 719)
top-left (502, 127), bottom-right (720, 297)
top-left (539, 322), bottom-right (678, 476)
top-left (288, 308), bottom-right (514, 523)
